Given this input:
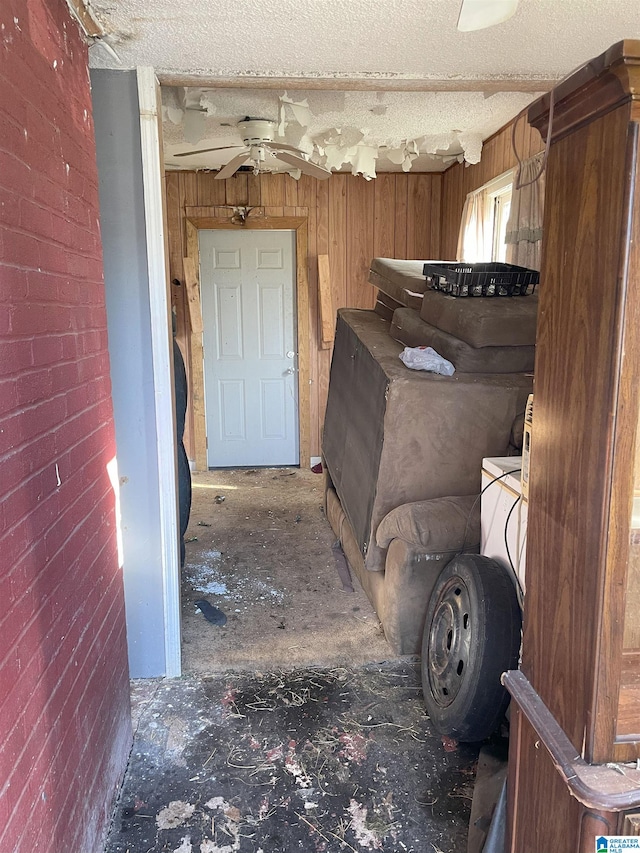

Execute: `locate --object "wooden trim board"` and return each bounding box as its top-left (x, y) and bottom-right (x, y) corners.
top-left (184, 222), bottom-right (208, 473)
top-left (317, 254), bottom-right (334, 349)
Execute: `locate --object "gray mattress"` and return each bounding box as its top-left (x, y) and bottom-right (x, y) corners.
top-left (369, 258), bottom-right (539, 348)
top-left (368, 258), bottom-right (431, 308)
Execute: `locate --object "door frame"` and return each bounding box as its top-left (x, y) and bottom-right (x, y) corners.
top-left (137, 68), bottom-right (181, 676)
top-left (184, 211), bottom-right (310, 471)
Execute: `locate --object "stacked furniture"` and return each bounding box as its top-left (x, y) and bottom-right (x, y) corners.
top-left (322, 260), bottom-right (536, 655)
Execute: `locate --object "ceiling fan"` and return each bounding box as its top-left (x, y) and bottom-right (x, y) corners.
top-left (457, 0), bottom-right (519, 31)
top-left (174, 118), bottom-right (331, 180)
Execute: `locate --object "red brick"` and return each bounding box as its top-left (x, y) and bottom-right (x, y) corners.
top-left (0, 396), bottom-right (67, 455)
top-left (0, 450), bottom-right (29, 496)
top-left (26, 268), bottom-right (62, 302)
top-left (30, 173), bottom-right (65, 210)
top-left (15, 366), bottom-right (53, 405)
top-left (1, 227), bottom-right (41, 269)
top-left (36, 239), bottom-right (70, 275)
top-left (0, 4), bottom-right (129, 851)
top-left (0, 339), bottom-right (33, 377)
top-left (19, 199), bottom-right (53, 238)
top-left (0, 377), bottom-right (18, 415)
top-left (30, 335), bottom-right (63, 367)
top-left (0, 187), bottom-right (21, 227)
top-left (0, 260), bottom-right (30, 302)
top-left (0, 150), bottom-right (34, 196)
top-left (8, 301), bottom-right (47, 335)
top-left (48, 359), bottom-right (79, 394)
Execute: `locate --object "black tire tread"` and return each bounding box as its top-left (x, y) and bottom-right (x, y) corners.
top-left (421, 553), bottom-right (521, 742)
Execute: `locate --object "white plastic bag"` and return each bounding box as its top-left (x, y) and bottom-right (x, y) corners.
top-left (399, 346), bottom-right (455, 376)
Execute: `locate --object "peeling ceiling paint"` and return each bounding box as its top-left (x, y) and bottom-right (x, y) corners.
top-left (87, 0), bottom-right (640, 176)
top-left (161, 87), bottom-right (540, 177)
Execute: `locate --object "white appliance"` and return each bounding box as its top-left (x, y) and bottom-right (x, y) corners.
top-left (481, 456), bottom-right (528, 592)
top-left (521, 394), bottom-right (534, 501)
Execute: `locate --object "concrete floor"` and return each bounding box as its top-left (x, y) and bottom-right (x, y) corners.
top-left (104, 468), bottom-right (480, 853)
top-left (180, 468), bottom-right (391, 674)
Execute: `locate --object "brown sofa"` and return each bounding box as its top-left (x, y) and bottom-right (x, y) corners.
top-left (323, 286), bottom-right (535, 655)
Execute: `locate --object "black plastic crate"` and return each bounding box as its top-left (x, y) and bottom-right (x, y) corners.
top-left (422, 261), bottom-right (539, 297)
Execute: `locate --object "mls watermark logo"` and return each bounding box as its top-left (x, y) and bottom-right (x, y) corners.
top-left (596, 838), bottom-right (640, 851)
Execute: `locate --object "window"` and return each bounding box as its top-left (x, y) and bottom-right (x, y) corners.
top-left (458, 168), bottom-right (514, 263)
top-left (484, 171), bottom-right (513, 262)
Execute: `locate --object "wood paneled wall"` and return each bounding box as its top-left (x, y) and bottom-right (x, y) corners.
top-left (440, 117), bottom-right (544, 259)
top-left (165, 170), bottom-right (442, 464)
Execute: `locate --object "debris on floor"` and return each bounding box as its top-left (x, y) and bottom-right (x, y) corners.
top-left (105, 664), bottom-right (479, 853)
top-left (106, 468), bottom-right (479, 852)
top-left (180, 469), bottom-right (391, 674)
top-left (194, 600), bottom-right (228, 627)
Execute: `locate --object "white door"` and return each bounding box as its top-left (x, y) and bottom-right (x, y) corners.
top-left (199, 229), bottom-right (299, 467)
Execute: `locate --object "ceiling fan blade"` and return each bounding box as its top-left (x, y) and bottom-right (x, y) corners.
top-left (263, 141), bottom-right (306, 153)
top-left (174, 144), bottom-right (246, 158)
top-left (215, 152), bottom-right (252, 180)
top-left (457, 0), bottom-right (518, 31)
top-left (273, 150), bottom-right (331, 180)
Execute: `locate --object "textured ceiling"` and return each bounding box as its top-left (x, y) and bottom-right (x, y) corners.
top-left (87, 0), bottom-right (640, 175)
top-left (160, 87), bottom-right (539, 176)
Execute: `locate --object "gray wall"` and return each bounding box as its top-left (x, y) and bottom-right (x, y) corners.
top-left (91, 69), bottom-right (167, 677)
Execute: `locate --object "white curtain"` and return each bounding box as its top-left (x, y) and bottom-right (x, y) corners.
top-left (456, 189), bottom-right (491, 262)
top-left (505, 152), bottom-right (545, 270)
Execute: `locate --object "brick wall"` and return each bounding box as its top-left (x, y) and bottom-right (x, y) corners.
top-left (0, 1), bottom-right (132, 850)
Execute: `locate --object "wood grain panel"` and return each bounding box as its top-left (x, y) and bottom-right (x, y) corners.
top-left (247, 173), bottom-right (262, 206)
top-left (225, 173), bottom-right (248, 206)
top-left (302, 203), bottom-right (320, 457)
top-left (297, 174), bottom-right (316, 209)
top-left (260, 173), bottom-right (286, 207)
top-left (429, 175), bottom-right (442, 258)
top-left (521, 104), bottom-right (634, 763)
top-left (181, 171), bottom-right (199, 208)
top-left (394, 175), bottom-right (408, 258)
top-left (196, 172), bottom-right (226, 206)
top-left (406, 174), bottom-right (432, 259)
top-left (507, 707), bottom-right (584, 852)
top-left (346, 177), bottom-right (375, 308)
top-left (294, 221), bottom-right (311, 468)
top-left (166, 170), bottom-right (442, 462)
top-left (284, 175), bottom-right (298, 207)
top-left (184, 221), bottom-right (207, 473)
top-left (317, 255), bottom-right (334, 348)
top-left (373, 174), bottom-right (396, 259)
top-left (327, 174), bottom-right (346, 309)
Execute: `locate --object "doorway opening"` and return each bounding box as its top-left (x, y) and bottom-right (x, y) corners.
top-left (199, 228), bottom-right (299, 468)
top-left (184, 214), bottom-right (312, 472)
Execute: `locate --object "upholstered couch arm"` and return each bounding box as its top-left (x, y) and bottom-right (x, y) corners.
top-left (375, 494), bottom-right (480, 553)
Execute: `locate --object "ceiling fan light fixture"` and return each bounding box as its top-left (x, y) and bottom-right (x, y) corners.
top-left (457, 0), bottom-right (519, 32)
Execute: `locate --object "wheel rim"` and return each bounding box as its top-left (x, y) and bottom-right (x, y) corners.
top-left (427, 576), bottom-right (472, 708)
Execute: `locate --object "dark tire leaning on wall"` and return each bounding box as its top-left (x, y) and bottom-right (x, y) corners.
top-left (174, 338), bottom-right (191, 568)
top-left (421, 553), bottom-right (522, 743)
top-left (177, 440), bottom-right (191, 568)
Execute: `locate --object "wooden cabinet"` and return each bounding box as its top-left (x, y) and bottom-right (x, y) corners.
top-left (504, 40), bottom-right (640, 851)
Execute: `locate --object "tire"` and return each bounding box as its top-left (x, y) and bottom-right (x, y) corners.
top-left (421, 554), bottom-right (521, 742)
top-left (173, 338), bottom-right (191, 568)
top-left (177, 440), bottom-right (192, 568)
